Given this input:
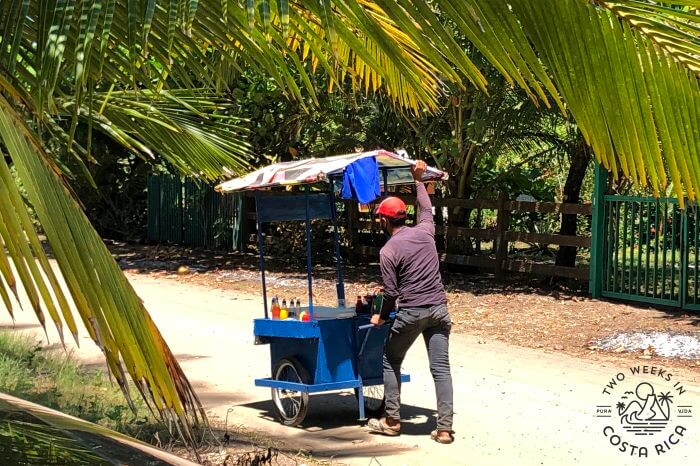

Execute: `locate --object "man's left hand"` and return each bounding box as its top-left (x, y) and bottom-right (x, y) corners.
top-left (411, 160), bottom-right (427, 182)
top-left (370, 314), bottom-right (384, 327)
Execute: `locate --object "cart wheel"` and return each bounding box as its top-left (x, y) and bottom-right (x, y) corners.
top-left (271, 357), bottom-right (309, 426)
top-left (355, 384), bottom-right (386, 417)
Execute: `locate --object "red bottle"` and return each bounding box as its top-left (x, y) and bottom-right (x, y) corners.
top-left (271, 297), bottom-right (281, 319)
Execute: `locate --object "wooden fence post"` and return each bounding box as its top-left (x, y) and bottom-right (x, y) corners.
top-left (495, 192), bottom-right (510, 281)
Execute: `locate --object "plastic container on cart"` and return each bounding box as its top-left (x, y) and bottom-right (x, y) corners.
top-left (303, 306), bottom-right (355, 320)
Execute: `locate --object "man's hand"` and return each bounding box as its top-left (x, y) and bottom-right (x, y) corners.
top-left (411, 160), bottom-right (427, 182)
top-left (370, 313), bottom-right (385, 327)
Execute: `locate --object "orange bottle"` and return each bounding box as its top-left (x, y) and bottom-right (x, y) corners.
top-left (271, 297), bottom-right (281, 319)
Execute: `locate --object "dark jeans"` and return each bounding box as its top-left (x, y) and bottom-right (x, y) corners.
top-left (383, 303), bottom-right (453, 431)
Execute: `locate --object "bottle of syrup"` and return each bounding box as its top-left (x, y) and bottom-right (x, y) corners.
top-left (288, 297), bottom-right (298, 319)
top-left (355, 295), bottom-right (364, 314)
top-left (271, 297), bottom-right (280, 319)
top-left (280, 299), bottom-right (289, 319)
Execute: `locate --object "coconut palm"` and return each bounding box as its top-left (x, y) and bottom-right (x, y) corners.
top-left (0, 0), bottom-right (698, 441)
top-left (657, 391), bottom-right (674, 419)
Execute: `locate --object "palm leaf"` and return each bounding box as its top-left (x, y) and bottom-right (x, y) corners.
top-left (279, 0), bottom-right (289, 37)
top-left (68, 89), bottom-right (253, 181)
top-left (600, 1), bottom-right (700, 72)
top-left (0, 95), bottom-right (206, 443)
top-left (510, 0), bottom-right (700, 205)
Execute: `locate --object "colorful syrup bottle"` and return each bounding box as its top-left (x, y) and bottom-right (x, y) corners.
top-left (288, 297), bottom-right (297, 319)
top-left (298, 299), bottom-right (310, 321)
top-left (373, 291), bottom-right (384, 315)
top-left (355, 295), bottom-right (364, 314)
top-left (271, 297), bottom-right (280, 319)
top-left (280, 299), bottom-right (288, 320)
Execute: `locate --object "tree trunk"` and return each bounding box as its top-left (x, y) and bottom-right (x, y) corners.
top-left (555, 137), bottom-right (591, 267)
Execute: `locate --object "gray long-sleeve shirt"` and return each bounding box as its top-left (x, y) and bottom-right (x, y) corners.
top-left (379, 182), bottom-right (447, 319)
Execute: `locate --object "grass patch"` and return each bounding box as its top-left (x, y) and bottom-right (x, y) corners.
top-left (0, 330), bottom-right (160, 442)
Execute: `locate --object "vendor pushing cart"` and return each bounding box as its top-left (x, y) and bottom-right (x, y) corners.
top-left (216, 150), bottom-right (447, 429)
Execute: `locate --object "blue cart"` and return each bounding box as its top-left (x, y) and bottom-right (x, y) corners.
top-left (217, 151), bottom-right (447, 426)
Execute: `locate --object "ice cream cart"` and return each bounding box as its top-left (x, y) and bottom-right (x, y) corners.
top-left (216, 150), bottom-right (447, 426)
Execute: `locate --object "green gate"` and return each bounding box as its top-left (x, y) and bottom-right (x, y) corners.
top-left (147, 174), bottom-right (182, 243)
top-left (147, 174), bottom-right (247, 250)
top-left (590, 164), bottom-right (700, 311)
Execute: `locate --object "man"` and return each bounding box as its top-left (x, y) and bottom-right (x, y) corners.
top-left (367, 160), bottom-right (454, 444)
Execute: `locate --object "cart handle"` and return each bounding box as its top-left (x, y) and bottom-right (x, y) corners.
top-left (357, 321), bottom-right (391, 357)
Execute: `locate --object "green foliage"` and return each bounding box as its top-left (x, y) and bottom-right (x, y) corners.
top-left (63, 126), bottom-right (149, 241)
top-left (0, 331), bottom-right (156, 439)
top-left (224, 67), bottom-right (578, 211)
top-left (229, 71), bottom-right (382, 161)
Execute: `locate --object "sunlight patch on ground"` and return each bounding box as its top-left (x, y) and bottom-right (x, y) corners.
top-left (593, 332), bottom-right (700, 359)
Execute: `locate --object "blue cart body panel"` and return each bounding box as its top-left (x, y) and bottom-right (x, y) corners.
top-left (254, 314), bottom-right (404, 391)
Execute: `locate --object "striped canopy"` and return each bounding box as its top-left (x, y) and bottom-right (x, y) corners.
top-left (215, 150), bottom-right (447, 193)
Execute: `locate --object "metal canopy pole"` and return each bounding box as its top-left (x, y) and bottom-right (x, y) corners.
top-left (329, 177), bottom-right (346, 308)
top-left (255, 192), bottom-right (269, 318)
top-left (305, 186), bottom-right (315, 318)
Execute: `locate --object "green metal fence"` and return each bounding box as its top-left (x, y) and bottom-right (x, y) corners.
top-left (147, 174), bottom-right (246, 250)
top-left (683, 207), bottom-right (700, 311)
top-left (591, 165), bottom-right (700, 311)
top-left (601, 196), bottom-right (684, 307)
top-left (148, 174), bottom-right (183, 243)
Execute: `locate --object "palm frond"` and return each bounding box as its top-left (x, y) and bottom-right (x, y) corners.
top-left (0, 95), bottom-right (206, 443)
top-left (510, 0), bottom-right (699, 205)
top-left (599, 0), bottom-right (700, 73)
top-left (73, 89), bottom-right (252, 180)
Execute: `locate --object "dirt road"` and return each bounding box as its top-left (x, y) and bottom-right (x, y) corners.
top-left (4, 272), bottom-right (700, 465)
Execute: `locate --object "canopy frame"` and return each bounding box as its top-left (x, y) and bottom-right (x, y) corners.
top-left (224, 151), bottom-right (446, 318)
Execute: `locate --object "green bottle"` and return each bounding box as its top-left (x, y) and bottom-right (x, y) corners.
top-left (373, 292), bottom-right (384, 315)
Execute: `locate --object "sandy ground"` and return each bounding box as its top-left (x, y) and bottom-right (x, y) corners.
top-left (111, 243), bottom-right (700, 373)
top-left (4, 271), bottom-right (700, 466)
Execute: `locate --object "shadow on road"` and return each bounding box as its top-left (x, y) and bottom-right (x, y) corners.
top-left (238, 392), bottom-right (438, 435)
top-left (236, 394), bottom-right (427, 460)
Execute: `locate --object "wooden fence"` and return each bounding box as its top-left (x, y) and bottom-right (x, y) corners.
top-left (148, 175), bottom-right (592, 281)
top-left (343, 193), bottom-right (592, 281)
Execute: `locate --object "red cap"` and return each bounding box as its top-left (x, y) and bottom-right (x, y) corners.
top-left (375, 197), bottom-right (407, 219)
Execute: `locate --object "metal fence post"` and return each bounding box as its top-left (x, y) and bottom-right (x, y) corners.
top-left (680, 202), bottom-right (689, 309)
top-left (589, 162), bottom-right (607, 297)
top-left (147, 174), bottom-right (160, 242)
